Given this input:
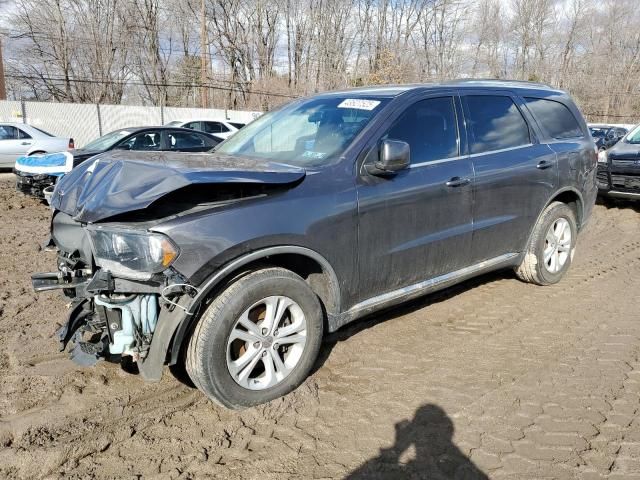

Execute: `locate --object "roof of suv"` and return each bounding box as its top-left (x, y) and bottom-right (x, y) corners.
top-left (320, 79), bottom-right (562, 98)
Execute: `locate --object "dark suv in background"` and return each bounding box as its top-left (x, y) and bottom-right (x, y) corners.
top-left (597, 124), bottom-right (640, 200)
top-left (589, 124), bottom-right (628, 151)
top-left (33, 81), bottom-right (597, 409)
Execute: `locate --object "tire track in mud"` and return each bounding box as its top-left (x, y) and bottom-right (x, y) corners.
top-left (0, 382), bottom-right (202, 477)
top-left (51, 204), bottom-right (640, 478)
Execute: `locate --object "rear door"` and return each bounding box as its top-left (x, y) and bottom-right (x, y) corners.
top-left (461, 92), bottom-right (558, 263)
top-left (522, 96), bottom-right (596, 206)
top-left (356, 94), bottom-right (475, 299)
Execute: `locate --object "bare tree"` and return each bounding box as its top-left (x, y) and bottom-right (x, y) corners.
top-left (10, 0), bottom-right (130, 103)
top-left (4, 0), bottom-right (640, 121)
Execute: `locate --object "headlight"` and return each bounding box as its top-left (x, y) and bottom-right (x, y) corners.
top-left (88, 228), bottom-right (179, 280)
top-left (597, 150), bottom-right (608, 164)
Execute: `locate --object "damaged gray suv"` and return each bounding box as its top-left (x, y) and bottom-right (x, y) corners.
top-left (33, 81), bottom-right (597, 409)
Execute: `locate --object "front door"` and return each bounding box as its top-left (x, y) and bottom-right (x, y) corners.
top-left (356, 95), bottom-right (474, 301)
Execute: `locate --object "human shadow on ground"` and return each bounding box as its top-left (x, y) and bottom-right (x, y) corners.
top-left (346, 404), bottom-right (488, 480)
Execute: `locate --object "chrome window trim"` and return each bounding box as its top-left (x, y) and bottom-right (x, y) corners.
top-left (468, 143), bottom-right (533, 158)
top-left (409, 155), bottom-right (466, 168)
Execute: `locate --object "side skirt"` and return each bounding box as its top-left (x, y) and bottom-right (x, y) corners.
top-left (328, 252), bottom-right (519, 332)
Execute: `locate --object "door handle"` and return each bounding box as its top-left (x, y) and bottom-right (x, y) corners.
top-left (536, 160), bottom-right (553, 170)
top-left (445, 176), bottom-right (471, 187)
top-left (21, 141), bottom-right (32, 145)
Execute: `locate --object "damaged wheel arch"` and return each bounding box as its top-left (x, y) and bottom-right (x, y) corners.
top-left (166, 245), bottom-right (342, 367)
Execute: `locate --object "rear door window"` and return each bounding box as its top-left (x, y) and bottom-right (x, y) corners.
top-left (0, 125), bottom-right (18, 140)
top-left (168, 131), bottom-right (216, 150)
top-left (183, 121), bottom-right (201, 130)
top-left (463, 95), bottom-right (531, 154)
top-left (384, 97), bottom-right (459, 163)
top-left (524, 97), bottom-right (583, 140)
top-left (120, 131), bottom-right (161, 151)
top-left (203, 122), bottom-right (230, 134)
top-left (17, 128), bottom-right (32, 139)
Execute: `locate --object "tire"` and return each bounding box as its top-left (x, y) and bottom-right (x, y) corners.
top-left (186, 267), bottom-right (323, 409)
top-left (515, 201), bottom-right (578, 286)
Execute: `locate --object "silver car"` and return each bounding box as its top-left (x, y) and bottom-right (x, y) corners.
top-left (0, 123), bottom-right (73, 168)
top-left (165, 119), bottom-right (245, 139)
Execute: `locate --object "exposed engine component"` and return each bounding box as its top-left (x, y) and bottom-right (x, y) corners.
top-left (95, 294), bottom-right (159, 358)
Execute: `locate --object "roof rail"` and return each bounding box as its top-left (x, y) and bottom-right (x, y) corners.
top-left (446, 78), bottom-right (554, 89)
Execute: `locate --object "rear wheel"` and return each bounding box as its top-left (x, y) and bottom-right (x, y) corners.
top-left (515, 202), bottom-right (577, 285)
top-left (186, 268), bottom-right (323, 409)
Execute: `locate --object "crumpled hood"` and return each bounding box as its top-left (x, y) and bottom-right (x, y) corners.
top-left (51, 151), bottom-right (306, 223)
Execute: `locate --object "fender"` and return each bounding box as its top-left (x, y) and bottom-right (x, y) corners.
top-left (518, 186), bottom-right (585, 263)
top-left (166, 245), bottom-right (342, 365)
top-left (545, 186), bottom-right (585, 225)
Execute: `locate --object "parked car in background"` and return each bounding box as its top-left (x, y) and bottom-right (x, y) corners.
top-left (165, 119), bottom-right (245, 139)
top-left (589, 124), bottom-right (628, 151)
top-left (0, 122), bottom-right (73, 168)
top-left (33, 81), bottom-right (596, 409)
top-left (15, 127), bottom-right (222, 199)
top-left (597, 123), bottom-right (640, 200)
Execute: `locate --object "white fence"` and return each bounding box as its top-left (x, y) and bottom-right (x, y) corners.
top-left (0, 100), bottom-right (262, 148)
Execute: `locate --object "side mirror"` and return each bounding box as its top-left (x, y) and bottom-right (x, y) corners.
top-left (114, 143), bottom-right (131, 151)
top-left (365, 139), bottom-right (410, 176)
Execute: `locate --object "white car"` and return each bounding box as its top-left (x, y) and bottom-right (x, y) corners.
top-left (165, 119), bottom-right (245, 139)
top-left (0, 122), bottom-right (73, 168)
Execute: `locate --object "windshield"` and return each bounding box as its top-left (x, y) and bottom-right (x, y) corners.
top-left (589, 128), bottom-right (607, 138)
top-left (165, 121), bottom-right (182, 127)
top-left (216, 96), bottom-right (390, 166)
top-left (625, 124), bottom-right (640, 144)
top-left (82, 129), bottom-right (132, 151)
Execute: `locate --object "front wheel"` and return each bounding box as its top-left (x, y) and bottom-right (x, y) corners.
top-left (186, 267), bottom-right (323, 409)
top-left (515, 202), bottom-right (578, 286)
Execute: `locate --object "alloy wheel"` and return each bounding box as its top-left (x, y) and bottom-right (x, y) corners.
top-left (226, 296), bottom-right (307, 390)
top-left (543, 217), bottom-right (572, 273)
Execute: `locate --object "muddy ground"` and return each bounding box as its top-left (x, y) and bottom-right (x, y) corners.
top-left (0, 173), bottom-right (640, 479)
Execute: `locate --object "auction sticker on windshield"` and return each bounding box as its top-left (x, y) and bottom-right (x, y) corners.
top-left (337, 99), bottom-right (381, 110)
top-left (302, 150), bottom-right (327, 159)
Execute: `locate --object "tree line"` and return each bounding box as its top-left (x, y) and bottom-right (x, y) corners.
top-left (5, 0), bottom-right (640, 122)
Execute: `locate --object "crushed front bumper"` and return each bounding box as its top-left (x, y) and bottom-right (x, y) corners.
top-left (15, 170), bottom-right (58, 198)
top-left (32, 266), bottom-right (195, 380)
top-left (32, 269), bottom-right (118, 366)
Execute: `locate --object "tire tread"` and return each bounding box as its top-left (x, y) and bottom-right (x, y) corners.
top-left (515, 201), bottom-right (576, 286)
top-left (185, 267), bottom-right (322, 409)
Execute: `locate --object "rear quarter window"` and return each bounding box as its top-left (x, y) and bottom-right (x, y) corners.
top-left (524, 97), bottom-right (583, 140)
